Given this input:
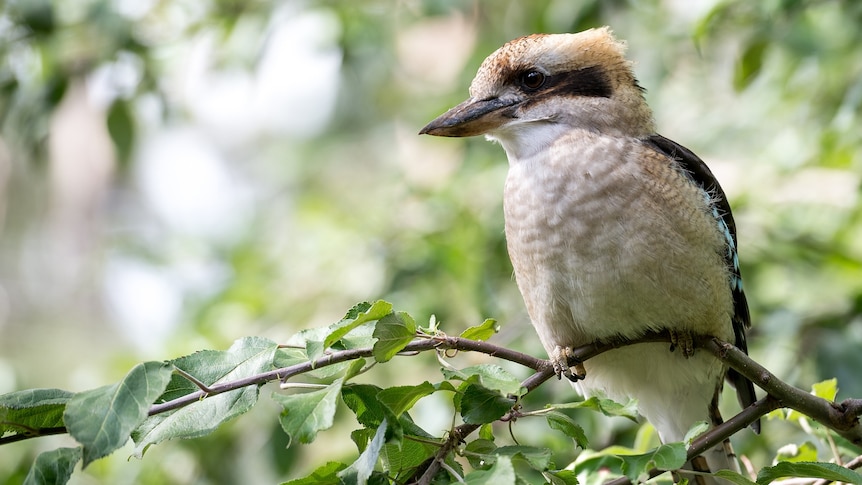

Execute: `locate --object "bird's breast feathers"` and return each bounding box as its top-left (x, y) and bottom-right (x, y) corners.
top-left (503, 131), bottom-right (735, 345)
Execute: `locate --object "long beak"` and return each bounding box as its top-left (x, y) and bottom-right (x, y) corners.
top-left (419, 96), bottom-right (519, 137)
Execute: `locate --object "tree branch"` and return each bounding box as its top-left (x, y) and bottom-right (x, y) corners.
top-left (702, 337), bottom-right (862, 446)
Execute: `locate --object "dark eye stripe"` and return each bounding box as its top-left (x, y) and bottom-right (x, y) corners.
top-left (516, 65), bottom-right (612, 99)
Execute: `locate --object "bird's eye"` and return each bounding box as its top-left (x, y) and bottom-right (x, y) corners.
top-left (519, 70), bottom-right (546, 90)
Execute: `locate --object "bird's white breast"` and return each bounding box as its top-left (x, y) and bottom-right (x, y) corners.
top-left (501, 128), bottom-right (736, 441)
top-left (502, 128), bottom-right (734, 347)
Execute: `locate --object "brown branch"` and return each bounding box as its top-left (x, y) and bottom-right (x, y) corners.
top-left (603, 336), bottom-right (862, 485)
top-left (6, 325), bottom-right (861, 485)
top-left (149, 335), bottom-right (550, 415)
top-left (413, 366), bottom-right (558, 484)
top-left (702, 337), bottom-right (862, 446)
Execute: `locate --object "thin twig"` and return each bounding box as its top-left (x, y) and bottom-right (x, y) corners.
top-left (173, 367), bottom-right (216, 394)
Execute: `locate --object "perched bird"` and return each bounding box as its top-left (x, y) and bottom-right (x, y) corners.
top-left (421, 27), bottom-right (758, 483)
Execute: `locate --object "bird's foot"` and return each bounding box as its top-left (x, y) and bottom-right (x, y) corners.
top-left (669, 329), bottom-right (695, 358)
top-left (551, 345), bottom-right (586, 382)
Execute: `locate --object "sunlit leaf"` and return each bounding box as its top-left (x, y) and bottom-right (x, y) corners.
top-left (775, 442), bottom-right (818, 463)
top-left (460, 319), bottom-right (499, 341)
top-left (478, 423), bottom-right (494, 441)
top-left (811, 378), bottom-right (838, 402)
top-left (788, 378), bottom-right (838, 422)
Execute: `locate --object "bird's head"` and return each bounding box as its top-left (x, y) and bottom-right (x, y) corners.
top-left (420, 27), bottom-right (655, 157)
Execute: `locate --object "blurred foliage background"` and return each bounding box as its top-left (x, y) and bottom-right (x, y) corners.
top-left (1, 0), bottom-right (861, 483)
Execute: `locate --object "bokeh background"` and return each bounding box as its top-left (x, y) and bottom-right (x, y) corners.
top-left (1, 0), bottom-right (861, 483)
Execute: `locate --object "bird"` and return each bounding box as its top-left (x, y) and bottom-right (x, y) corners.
top-left (420, 27), bottom-right (758, 483)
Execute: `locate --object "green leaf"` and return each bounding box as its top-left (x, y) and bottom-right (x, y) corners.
top-left (572, 448), bottom-right (626, 477)
top-left (342, 384), bottom-right (388, 428)
top-left (619, 443), bottom-right (687, 482)
top-left (158, 336), bottom-right (279, 402)
top-left (341, 384), bottom-right (433, 440)
top-left (274, 380), bottom-right (342, 447)
top-left (496, 445), bottom-right (553, 470)
top-left (441, 365), bottom-right (523, 396)
top-left (715, 469), bottom-right (759, 485)
top-left (280, 461), bottom-right (347, 485)
top-left (343, 358), bottom-right (368, 383)
top-left (420, 314), bottom-right (440, 334)
top-left (273, 347), bottom-right (353, 381)
top-left (811, 378), bottom-right (838, 402)
top-left (0, 388), bottom-right (73, 437)
top-left (23, 447), bottom-right (82, 485)
top-left (733, 38), bottom-right (768, 91)
top-left (789, 379), bottom-right (838, 422)
top-left (552, 396), bottom-right (639, 422)
top-left (131, 337), bottom-right (278, 456)
top-left (459, 382), bottom-right (515, 424)
top-left (372, 311), bottom-right (416, 363)
top-left (325, 300), bottom-right (393, 350)
top-left (379, 434), bottom-right (439, 479)
top-left (683, 421), bottom-right (710, 444)
top-left (107, 99), bottom-right (135, 167)
top-left (464, 439), bottom-right (497, 468)
top-left (338, 419), bottom-right (389, 485)
top-left (775, 442), bottom-right (818, 463)
top-left (9, 0), bottom-right (54, 34)
top-left (546, 411), bottom-right (589, 448)
top-left (545, 469), bottom-right (579, 485)
top-left (478, 423), bottom-right (495, 441)
top-left (460, 443), bottom-right (550, 474)
top-left (289, 302), bottom-right (382, 362)
top-left (460, 319), bottom-right (499, 341)
top-left (757, 462), bottom-right (862, 485)
top-left (134, 388), bottom-right (258, 459)
top-left (377, 381), bottom-right (437, 417)
top-left (465, 454), bottom-right (515, 485)
top-left (65, 361), bottom-right (172, 466)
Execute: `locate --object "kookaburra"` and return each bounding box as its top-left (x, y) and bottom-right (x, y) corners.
top-left (421, 27), bottom-right (758, 482)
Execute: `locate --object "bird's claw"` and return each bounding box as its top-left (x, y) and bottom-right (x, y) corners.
top-left (669, 330), bottom-right (695, 358)
top-left (551, 345), bottom-right (586, 382)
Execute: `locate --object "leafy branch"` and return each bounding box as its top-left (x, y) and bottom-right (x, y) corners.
top-left (2, 300), bottom-right (861, 485)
